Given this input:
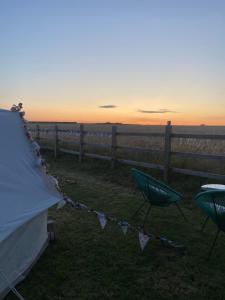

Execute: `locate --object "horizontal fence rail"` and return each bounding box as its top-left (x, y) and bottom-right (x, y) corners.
top-left (29, 122), bottom-right (225, 182)
top-left (117, 132), bottom-right (164, 137)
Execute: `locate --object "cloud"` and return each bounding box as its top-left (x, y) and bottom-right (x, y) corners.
top-left (137, 109), bottom-right (177, 114)
top-left (99, 105), bottom-right (117, 109)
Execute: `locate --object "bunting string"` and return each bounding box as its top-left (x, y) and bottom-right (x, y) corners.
top-left (60, 196), bottom-right (186, 252)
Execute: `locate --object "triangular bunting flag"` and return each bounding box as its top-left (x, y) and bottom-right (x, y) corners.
top-left (64, 197), bottom-right (75, 207)
top-left (49, 175), bottom-right (59, 189)
top-left (36, 157), bottom-right (43, 166)
top-left (159, 236), bottom-right (185, 251)
top-left (96, 212), bottom-right (107, 229)
top-left (139, 231), bottom-right (150, 251)
top-left (31, 141), bottom-right (40, 151)
top-left (118, 221), bottom-right (129, 235)
top-left (57, 199), bottom-right (66, 210)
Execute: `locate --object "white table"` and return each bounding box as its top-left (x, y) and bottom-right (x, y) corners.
top-left (201, 184), bottom-right (225, 191)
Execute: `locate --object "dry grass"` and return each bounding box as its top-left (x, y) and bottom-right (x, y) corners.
top-left (30, 123), bottom-right (225, 175)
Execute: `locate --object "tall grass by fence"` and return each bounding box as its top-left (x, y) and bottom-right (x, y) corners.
top-left (29, 122), bottom-right (225, 182)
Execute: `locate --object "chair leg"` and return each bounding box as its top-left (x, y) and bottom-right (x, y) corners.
top-left (142, 204), bottom-right (152, 229)
top-left (207, 229), bottom-right (220, 259)
top-left (201, 216), bottom-right (209, 232)
top-left (130, 200), bottom-right (146, 221)
top-left (175, 202), bottom-right (188, 222)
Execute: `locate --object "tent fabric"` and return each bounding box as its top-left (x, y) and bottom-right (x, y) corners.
top-left (0, 108), bottom-right (63, 298)
top-left (0, 211), bottom-right (48, 297)
top-left (0, 109), bottom-right (62, 242)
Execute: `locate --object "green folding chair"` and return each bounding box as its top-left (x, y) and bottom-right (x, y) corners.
top-left (131, 168), bottom-right (186, 228)
top-left (195, 190), bottom-right (225, 258)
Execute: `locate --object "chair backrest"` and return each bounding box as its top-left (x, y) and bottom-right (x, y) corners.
top-left (132, 168), bottom-right (182, 206)
top-left (195, 190), bottom-right (225, 231)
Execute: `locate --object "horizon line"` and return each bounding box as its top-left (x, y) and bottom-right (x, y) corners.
top-left (28, 120), bottom-right (224, 126)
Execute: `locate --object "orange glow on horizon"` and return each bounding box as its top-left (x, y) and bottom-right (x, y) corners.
top-left (27, 109), bottom-right (225, 126)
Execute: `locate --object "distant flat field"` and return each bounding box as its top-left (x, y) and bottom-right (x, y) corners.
top-left (30, 122), bottom-right (225, 134)
top-left (29, 123), bottom-right (225, 153)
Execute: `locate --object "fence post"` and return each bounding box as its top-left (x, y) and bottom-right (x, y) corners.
top-left (36, 124), bottom-right (40, 143)
top-left (54, 124), bottom-right (58, 158)
top-left (79, 124), bottom-right (84, 163)
top-left (111, 125), bottom-right (117, 168)
top-left (164, 121), bottom-right (172, 182)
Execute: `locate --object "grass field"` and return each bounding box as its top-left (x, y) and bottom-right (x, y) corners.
top-left (6, 151), bottom-right (225, 300)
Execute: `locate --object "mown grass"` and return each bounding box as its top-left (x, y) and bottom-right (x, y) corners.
top-left (6, 151), bottom-right (225, 300)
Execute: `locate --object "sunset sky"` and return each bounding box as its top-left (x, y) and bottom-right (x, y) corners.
top-left (1, 0), bottom-right (225, 125)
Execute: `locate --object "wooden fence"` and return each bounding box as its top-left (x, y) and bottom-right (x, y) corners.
top-left (30, 121), bottom-right (225, 182)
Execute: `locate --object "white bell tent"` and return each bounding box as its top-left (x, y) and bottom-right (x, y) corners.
top-left (0, 108), bottom-right (63, 298)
